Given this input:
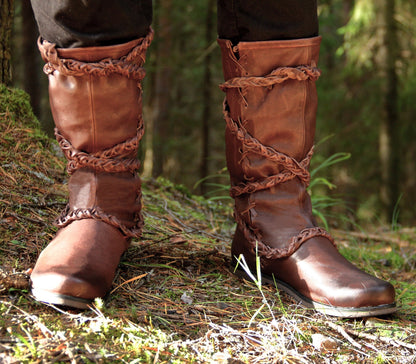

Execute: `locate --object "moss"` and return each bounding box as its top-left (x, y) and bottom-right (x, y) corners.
top-left (0, 84), bottom-right (38, 127)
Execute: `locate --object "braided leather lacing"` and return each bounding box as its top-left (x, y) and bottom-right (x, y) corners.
top-left (53, 126), bottom-right (145, 238)
top-left (55, 205), bottom-right (143, 239)
top-left (39, 31), bottom-right (153, 239)
top-left (221, 64), bottom-right (335, 260)
top-left (220, 63), bottom-right (321, 91)
top-left (38, 30), bottom-right (154, 83)
top-left (55, 125), bottom-right (144, 175)
top-left (224, 113), bottom-right (314, 198)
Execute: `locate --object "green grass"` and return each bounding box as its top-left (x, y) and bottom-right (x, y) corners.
top-left (1, 86), bottom-right (415, 363)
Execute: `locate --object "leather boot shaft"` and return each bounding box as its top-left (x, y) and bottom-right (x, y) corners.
top-left (31, 31), bottom-right (153, 308)
top-left (37, 31), bottom-right (153, 237)
top-left (39, 38), bottom-right (147, 153)
top-left (218, 37), bottom-right (324, 253)
top-left (219, 37), bottom-right (321, 166)
top-left (219, 37), bottom-right (396, 316)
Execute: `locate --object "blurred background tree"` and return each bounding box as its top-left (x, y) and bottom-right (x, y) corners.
top-left (317, 0), bottom-right (416, 226)
top-left (1, 0), bottom-right (14, 85)
top-left (7, 0), bottom-right (416, 227)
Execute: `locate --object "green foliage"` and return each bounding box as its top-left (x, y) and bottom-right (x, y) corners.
top-left (337, 0), bottom-right (379, 69)
top-left (308, 151), bottom-right (351, 229)
top-left (193, 167), bottom-right (232, 201)
top-left (316, 0), bottom-right (416, 226)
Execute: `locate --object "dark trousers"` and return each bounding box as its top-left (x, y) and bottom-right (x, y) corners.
top-left (30, 0), bottom-right (318, 48)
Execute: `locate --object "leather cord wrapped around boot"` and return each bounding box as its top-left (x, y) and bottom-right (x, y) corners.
top-left (218, 37), bottom-right (397, 318)
top-left (30, 30), bottom-right (153, 309)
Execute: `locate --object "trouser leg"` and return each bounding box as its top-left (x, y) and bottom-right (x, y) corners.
top-left (217, 0), bottom-right (318, 42)
top-left (31, 0), bottom-right (316, 47)
top-left (30, 0), bottom-right (153, 47)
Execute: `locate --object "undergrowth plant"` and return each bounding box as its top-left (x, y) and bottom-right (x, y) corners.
top-left (308, 151), bottom-right (351, 228)
top-left (233, 244), bottom-right (276, 326)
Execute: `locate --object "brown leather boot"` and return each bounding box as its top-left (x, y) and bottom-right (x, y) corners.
top-left (30, 31), bottom-right (153, 309)
top-left (218, 37), bottom-right (397, 317)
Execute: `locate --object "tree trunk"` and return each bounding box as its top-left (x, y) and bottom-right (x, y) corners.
top-left (0, 0), bottom-right (14, 85)
top-left (21, 0), bottom-right (41, 117)
top-left (199, 0), bottom-right (215, 194)
top-left (152, 0), bottom-right (172, 178)
top-left (380, 0), bottom-right (400, 222)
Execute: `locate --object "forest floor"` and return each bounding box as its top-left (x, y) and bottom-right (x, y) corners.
top-left (0, 85), bottom-right (415, 363)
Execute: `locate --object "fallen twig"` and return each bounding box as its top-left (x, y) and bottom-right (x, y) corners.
top-left (324, 321), bottom-right (363, 350)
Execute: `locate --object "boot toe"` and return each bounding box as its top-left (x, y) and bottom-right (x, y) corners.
top-left (320, 278), bottom-right (396, 309)
top-left (31, 271), bottom-right (105, 309)
top-left (30, 220), bottom-right (127, 309)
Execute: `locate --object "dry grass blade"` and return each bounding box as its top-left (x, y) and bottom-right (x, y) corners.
top-left (110, 273), bottom-right (148, 294)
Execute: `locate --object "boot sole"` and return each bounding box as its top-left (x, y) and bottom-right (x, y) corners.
top-left (32, 288), bottom-right (94, 310)
top-left (233, 267), bottom-right (398, 318)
